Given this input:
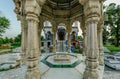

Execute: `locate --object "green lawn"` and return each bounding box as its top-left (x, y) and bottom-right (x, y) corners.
top-left (105, 46), bottom-right (120, 54)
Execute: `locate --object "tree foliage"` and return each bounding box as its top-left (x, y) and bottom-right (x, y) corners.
top-left (14, 34), bottom-right (21, 43)
top-left (78, 36), bottom-right (83, 41)
top-left (103, 27), bottom-right (109, 45)
top-left (0, 37), bottom-right (14, 46)
top-left (104, 3), bottom-right (120, 47)
top-left (0, 16), bottom-right (10, 36)
top-left (41, 35), bottom-right (45, 41)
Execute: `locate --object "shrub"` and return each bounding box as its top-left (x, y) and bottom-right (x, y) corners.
top-left (74, 49), bottom-right (83, 54)
top-left (11, 42), bottom-right (21, 49)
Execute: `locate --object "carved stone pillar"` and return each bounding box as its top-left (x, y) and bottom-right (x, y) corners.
top-left (39, 18), bottom-right (43, 55)
top-left (98, 0), bottom-right (104, 66)
top-left (53, 31), bottom-right (57, 53)
top-left (67, 31), bottom-right (71, 53)
top-left (80, 0), bottom-right (101, 79)
top-left (14, 0), bottom-right (27, 65)
top-left (26, 14), bottom-right (41, 79)
top-left (82, 29), bottom-right (87, 56)
top-left (52, 24), bottom-right (57, 53)
top-left (25, 0), bottom-right (42, 79)
top-left (98, 24), bottom-right (104, 66)
top-left (66, 23), bottom-right (71, 53)
top-left (38, 26), bottom-right (42, 56)
top-left (81, 18), bottom-right (87, 56)
top-left (21, 19), bottom-right (28, 65)
top-left (84, 19), bottom-right (99, 79)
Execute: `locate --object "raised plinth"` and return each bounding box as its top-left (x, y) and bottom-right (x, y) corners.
top-left (41, 53), bottom-right (81, 68)
top-left (54, 54), bottom-right (70, 63)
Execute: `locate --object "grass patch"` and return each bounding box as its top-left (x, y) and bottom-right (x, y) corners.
top-left (74, 49), bottom-right (83, 54)
top-left (105, 46), bottom-right (120, 54)
top-left (105, 46), bottom-right (120, 52)
top-left (11, 45), bottom-right (20, 49)
top-left (11, 42), bottom-right (21, 49)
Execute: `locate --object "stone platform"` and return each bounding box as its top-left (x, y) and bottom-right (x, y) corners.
top-left (41, 53), bottom-right (80, 68)
top-left (0, 53), bottom-right (105, 79)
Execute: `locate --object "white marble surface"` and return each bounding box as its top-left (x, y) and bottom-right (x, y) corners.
top-left (46, 54), bottom-right (78, 65)
top-left (41, 68), bottom-right (83, 79)
top-left (0, 53), bottom-right (112, 79)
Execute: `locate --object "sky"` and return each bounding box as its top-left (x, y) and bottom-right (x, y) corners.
top-left (0, 0), bottom-right (120, 38)
top-left (0, 0), bottom-right (21, 38)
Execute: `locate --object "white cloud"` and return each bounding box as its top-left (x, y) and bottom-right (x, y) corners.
top-left (104, 0), bottom-right (120, 5)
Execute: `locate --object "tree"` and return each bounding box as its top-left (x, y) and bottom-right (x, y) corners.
top-left (4, 37), bottom-right (9, 44)
top-left (9, 38), bottom-right (14, 44)
top-left (78, 36), bottom-right (83, 41)
top-left (14, 34), bottom-right (21, 43)
top-left (104, 3), bottom-right (120, 47)
top-left (103, 27), bottom-right (110, 45)
top-left (0, 16), bottom-right (10, 36)
top-left (41, 35), bottom-right (45, 41)
top-left (0, 38), bottom-right (3, 46)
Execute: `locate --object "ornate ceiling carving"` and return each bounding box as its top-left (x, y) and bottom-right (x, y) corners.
top-left (41, 0), bottom-right (84, 20)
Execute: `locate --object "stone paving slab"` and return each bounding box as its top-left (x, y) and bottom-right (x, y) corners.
top-left (0, 53), bottom-right (119, 79)
top-left (0, 65), bottom-right (120, 79)
top-left (103, 71), bottom-right (120, 79)
top-left (0, 53), bottom-right (20, 65)
top-left (41, 68), bottom-right (83, 79)
top-left (0, 66), bottom-right (26, 79)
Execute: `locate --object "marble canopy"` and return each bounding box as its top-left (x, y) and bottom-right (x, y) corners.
top-left (13, 0), bottom-right (105, 79)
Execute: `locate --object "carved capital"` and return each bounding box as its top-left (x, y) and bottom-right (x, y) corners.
top-left (52, 27), bottom-right (57, 33)
top-left (52, 22), bottom-right (57, 32)
top-left (84, 0), bottom-right (101, 21)
top-left (79, 0), bottom-right (87, 5)
top-left (66, 26), bottom-right (72, 33)
top-left (36, 0), bottom-right (46, 6)
top-left (85, 16), bottom-right (100, 26)
top-left (25, 0), bottom-right (41, 16)
top-left (98, 23), bottom-right (104, 33)
top-left (26, 13), bottom-right (39, 23)
top-left (13, 0), bottom-right (22, 20)
top-left (13, 0), bottom-right (21, 13)
top-left (66, 22), bottom-right (72, 32)
top-left (82, 29), bottom-right (87, 36)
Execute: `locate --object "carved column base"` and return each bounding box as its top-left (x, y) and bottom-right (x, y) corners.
top-left (99, 48), bottom-right (104, 65)
top-left (99, 53), bottom-right (104, 66)
top-left (99, 58), bottom-right (104, 66)
top-left (83, 47), bottom-right (87, 56)
top-left (83, 68), bottom-right (99, 79)
top-left (53, 48), bottom-right (56, 53)
top-left (68, 49), bottom-right (70, 53)
top-left (53, 41), bottom-right (56, 53)
top-left (21, 54), bottom-right (26, 65)
top-left (21, 50), bottom-right (27, 65)
top-left (26, 68), bottom-right (40, 79)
